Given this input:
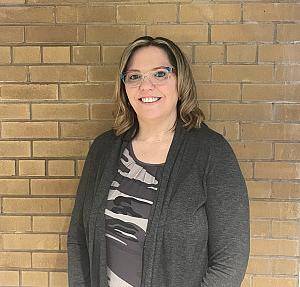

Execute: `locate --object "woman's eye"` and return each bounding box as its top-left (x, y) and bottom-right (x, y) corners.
top-left (128, 74), bottom-right (141, 81)
top-left (154, 70), bottom-right (167, 78)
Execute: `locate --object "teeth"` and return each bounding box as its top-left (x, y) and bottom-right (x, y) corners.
top-left (141, 97), bottom-right (160, 103)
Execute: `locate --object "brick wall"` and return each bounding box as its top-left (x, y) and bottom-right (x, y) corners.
top-left (0, 0), bottom-right (299, 286)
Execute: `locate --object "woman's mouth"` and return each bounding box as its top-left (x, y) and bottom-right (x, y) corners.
top-left (139, 97), bottom-right (161, 103)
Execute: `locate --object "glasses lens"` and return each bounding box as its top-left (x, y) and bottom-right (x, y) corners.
top-left (150, 68), bottom-right (170, 84)
top-left (124, 72), bottom-right (142, 86)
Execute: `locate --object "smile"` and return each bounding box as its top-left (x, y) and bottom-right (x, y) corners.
top-left (139, 97), bottom-right (161, 103)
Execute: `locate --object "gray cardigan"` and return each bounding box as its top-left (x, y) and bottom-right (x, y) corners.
top-left (67, 120), bottom-right (250, 287)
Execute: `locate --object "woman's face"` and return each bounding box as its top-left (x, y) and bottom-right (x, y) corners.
top-left (124, 46), bottom-right (179, 124)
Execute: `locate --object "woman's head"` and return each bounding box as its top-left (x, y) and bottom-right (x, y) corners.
top-left (113, 36), bottom-right (205, 136)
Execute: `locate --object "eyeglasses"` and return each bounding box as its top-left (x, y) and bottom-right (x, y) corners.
top-left (120, 66), bottom-right (175, 87)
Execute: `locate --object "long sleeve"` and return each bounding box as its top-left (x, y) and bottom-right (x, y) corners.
top-left (201, 135), bottom-right (250, 287)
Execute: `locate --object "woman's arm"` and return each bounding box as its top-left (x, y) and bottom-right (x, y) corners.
top-left (201, 135), bottom-right (250, 287)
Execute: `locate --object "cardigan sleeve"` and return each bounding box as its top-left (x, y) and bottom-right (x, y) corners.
top-left (201, 135), bottom-right (250, 287)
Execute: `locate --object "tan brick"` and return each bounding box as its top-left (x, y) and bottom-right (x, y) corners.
top-left (0, 0), bottom-right (24, 3)
top-left (3, 198), bottom-right (59, 214)
top-left (28, 0), bottom-right (86, 3)
top-left (2, 122), bottom-right (58, 139)
top-left (48, 160), bottom-right (75, 176)
top-left (0, 216), bottom-right (31, 232)
top-left (180, 4), bottom-right (241, 22)
top-left (197, 83), bottom-right (241, 100)
top-left (1, 84), bottom-right (58, 100)
top-left (0, 179), bottom-right (29, 195)
top-left (198, 101), bottom-right (210, 120)
top-left (60, 84), bottom-right (114, 100)
top-left (33, 140), bottom-right (89, 157)
top-left (87, 25), bottom-right (144, 44)
top-left (275, 143), bottom-right (300, 160)
top-left (32, 104), bottom-right (88, 120)
top-left (242, 83), bottom-right (300, 102)
top-left (0, 160), bottom-right (15, 176)
top-left (277, 24), bottom-right (300, 42)
top-left (250, 220), bottom-right (271, 237)
top-left (271, 182), bottom-right (300, 199)
top-left (0, 271), bottom-right (19, 286)
top-left (246, 181), bottom-right (271, 198)
top-left (32, 252), bottom-right (67, 269)
top-left (230, 142), bottom-right (273, 160)
top-left (0, 47), bottom-right (11, 64)
top-left (259, 44), bottom-right (300, 62)
top-left (77, 159), bottom-right (85, 176)
top-left (191, 65), bottom-right (210, 81)
top-left (275, 104), bottom-right (300, 122)
top-left (205, 121), bottom-right (239, 140)
top-left (33, 216), bottom-right (70, 233)
top-left (0, 26), bottom-right (23, 44)
top-left (0, 104), bottom-right (30, 120)
top-left (212, 64), bottom-right (273, 82)
top-left (30, 66), bottom-right (87, 82)
top-left (272, 221), bottom-right (299, 239)
top-left (240, 275), bottom-right (250, 287)
top-left (91, 103), bottom-right (115, 120)
top-left (60, 198), bottom-right (75, 214)
top-left (255, 162), bottom-right (300, 180)
top-left (0, 141), bottom-right (30, 157)
top-left (148, 25), bottom-right (208, 43)
top-left (22, 271), bottom-right (48, 287)
top-left (0, 66), bottom-right (27, 82)
top-left (19, 160), bottom-right (45, 176)
top-left (239, 161), bottom-right (253, 179)
top-left (60, 235), bottom-right (67, 251)
top-left (250, 201), bottom-right (300, 220)
top-left (31, 179), bottom-right (79, 195)
top-left (251, 238), bottom-right (298, 256)
top-left (3, 234), bottom-right (59, 250)
top-left (73, 46), bottom-right (100, 64)
top-left (50, 272), bottom-right (68, 287)
top-left (276, 64), bottom-right (300, 81)
top-left (89, 65), bottom-right (118, 81)
top-left (118, 4), bottom-right (177, 23)
top-left (60, 120), bottom-right (113, 139)
top-left (176, 45), bottom-right (193, 62)
top-left (102, 46), bottom-right (126, 64)
top-left (0, 252), bottom-right (31, 268)
top-left (194, 45), bottom-right (224, 63)
top-left (57, 5), bottom-right (114, 23)
top-left (252, 276), bottom-right (298, 287)
top-left (26, 25), bottom-right (85, 43)
top-left (241, 123), bottom-right (300, 140)
top-left (227, 45), bottom-right (256, 63)
top-left (43, 46), bottom-right (70, 63)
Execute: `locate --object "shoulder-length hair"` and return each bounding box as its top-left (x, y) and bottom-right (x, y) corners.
top-left (112, 36), bottom-right (205, 136)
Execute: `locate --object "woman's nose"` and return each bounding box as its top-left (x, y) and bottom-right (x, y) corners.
top-left (139, 75), bottom-right (155, 89)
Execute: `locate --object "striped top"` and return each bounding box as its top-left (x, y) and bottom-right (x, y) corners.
top-left (105, 141), bottom-right (164, 287)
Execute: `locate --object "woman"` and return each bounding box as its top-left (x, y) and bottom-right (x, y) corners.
top-left (67, 36), bottom-right (250, 287)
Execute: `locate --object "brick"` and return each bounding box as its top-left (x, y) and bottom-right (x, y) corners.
top-left (19, 160), bottom-right (45, 176)
top-left (211, 24), bottom-right (273, 42)
top-left (272, 221), bottom-right (299, 239)
top-left (242, 83), bottom-right (300, 102)
top-left (255, 162), bottom-right (300, 180)
top-left (28, 0), bottom-right (86, 3)
top-left (48, 160), bottom-right (75, 176)
top-left (60, 84), bottom-right (114, 100)
top-left (276, 64), bottom-right (300, 81)
top-left (60, 235), bottom-right (67, 250)
top-left (87, 25), bottom-right (144, 44)
top-left (0, 104), bottom-right (29, 120)
top-left (212, 64), bottom-right (273, 82)
top-left (0, 161), bottom-right (15, 176)
top-left (227, 45), bottom-right (256, 63)
top-left (250, 220), bottom-right (271, 237)
top-left (0, 252), bottom-right (31, 268)
top-left (49, 272), bottom-right (68, 287)
top-left (2, 122), bottom-right (58, 139)
top-left (191, 65), bottom-right (210, 81)
top-left (0, 47), bottom-right (11, 64)
top-left (241, 123), bottom-right (300, 140)
top-left (250, 201), bottom-right (300, 220)
top-left (205, 121), bottom-right (239, 140)
top-left (0, 216), bottom-right (31, 232)
top-left (32, 252), bottom-right (67, 269)
top-left (77, 159), bottom-right (85, 176)
top-left (30, 66), bottom-right (86, 82)
top-left (0, 66), bottom-right (27, 82)
top-left (60, 120), bottom-right (113, 139)
top-left (271, 182), bottom-right (300, 199)
top-left (3, 234), bottom-right (59, 250)
top-left (259, 44), bottom-right (300, 62)
top-left (3, 198), bottom-right (59, 214)
top-left (32, 104), bottom-right (88, 120)
top-left (91, 103), bottom-right (115, 120)
top-left (33, 216), bottom-right (70, 232)
top-left (180, 4), bottom-right (241, 22)
top-left (0, 271), bottom-right (19, 286)
top-left (0, 141), bottom-right (30, 157)
top-left (33, 140), bottom-right (89, 157)
top-left (0, 179), bottom-right (29, 195)
top-left (22, 271), bottom-right (48, 287)
top-left (57, 5), bottom-right (115, 23)
top-left (13, 46), bottom-right (41, 64)
top-left (31, 179), bottom-right (79, 195)
top-left (118, 4), bottom-right (177, 23)
top-left (250, 238), bottom-right (298, 256)
top-left (1, 84), bottom-right (58, 100)
top-left (240, 275), bottom-right (250, 287)
top-left (148, 25), bottom-right (208, 43)
top-left (277, 24), bottom-right (300, 42)
top-left (60, 198), bottom-right (75, 214)
top-left (73, 46), bottom-right (100, 64)
top-left (0, 26), bottom-right (23, 44)
top-left (211, 103), bottom-right (272, 120)
top-left (197, 83), bottom-right (241, 100)
top-left (252, 276), bottom-right (298, 287)
top-left (246, 181), bottom-right (271, 199)
top-left (275, 104), bottom-right (300, 122)
top-left (89, 65), bottom-right (118, 81)
top-left (198, 101), bottom-right (210, 120)
top-left (26, 25), bottom-right (85, 43)
top-left (194, 45), bottom-right (224, 63)
top-left (43, 47), bottom-right (70, 64)
top-left (239, 162), bottom-right (253, 179)
top-left (0, 0), bottom-right (24, 3)
top-left (275, 143), bottom-right (300, 160)
top-left (230, 142), bottom-right (273, 160)
top-left (102, 46), bottom-right (126, 64)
